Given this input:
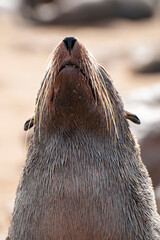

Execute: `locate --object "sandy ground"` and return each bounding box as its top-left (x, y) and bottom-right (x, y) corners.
top-left (0, 12), bottom-right (160, 238)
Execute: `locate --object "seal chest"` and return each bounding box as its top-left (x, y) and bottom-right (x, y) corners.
top-left (7, 37), bottom-right (160, 240)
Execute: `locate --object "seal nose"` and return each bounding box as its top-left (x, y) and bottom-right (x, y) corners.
top-left (63, 37), bottom-right (77, 53)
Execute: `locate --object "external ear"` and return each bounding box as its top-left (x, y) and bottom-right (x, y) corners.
top-left (24, 116), bottom-right (34, 131)
top-left (125, 111), bottom-right (141, 125)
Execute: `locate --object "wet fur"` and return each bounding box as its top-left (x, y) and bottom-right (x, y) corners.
top-left (7, 38), bottom-right (160, 240)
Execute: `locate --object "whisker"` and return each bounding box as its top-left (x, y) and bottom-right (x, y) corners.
top-left (80, 47), bottom-right (118, 139)
top-left (35, 53), bottom-right (60, 141)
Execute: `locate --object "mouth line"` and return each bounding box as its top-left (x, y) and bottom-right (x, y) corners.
top-left (58, 63), bottom-right (86, 77)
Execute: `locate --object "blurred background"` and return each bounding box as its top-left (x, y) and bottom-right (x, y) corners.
top-left (0, 0), bottom-right (160, 238)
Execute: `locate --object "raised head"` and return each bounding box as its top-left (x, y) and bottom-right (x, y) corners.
top-left (24, 37), bottom-right (140, 139)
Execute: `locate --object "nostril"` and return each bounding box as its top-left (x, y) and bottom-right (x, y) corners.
top-left (63, 37), bottom-right (77, 53)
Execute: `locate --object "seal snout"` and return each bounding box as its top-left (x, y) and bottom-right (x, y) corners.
top-left (63, 36), bottom-right (77, 53)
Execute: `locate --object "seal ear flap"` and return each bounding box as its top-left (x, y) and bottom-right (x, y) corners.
top-left (24, 116), bottom-right (34, 131)
top-left (124, 111), bottom-right (141, 125)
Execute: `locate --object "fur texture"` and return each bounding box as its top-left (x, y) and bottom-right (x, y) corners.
top-left (7, 38), bottom-right (160, 240)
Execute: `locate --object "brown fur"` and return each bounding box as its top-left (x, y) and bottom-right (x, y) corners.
top-left (7, 38), bottom-right (160, 240)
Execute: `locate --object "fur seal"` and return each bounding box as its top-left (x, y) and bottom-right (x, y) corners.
top-left (7, 37), bottom-right (160, 239)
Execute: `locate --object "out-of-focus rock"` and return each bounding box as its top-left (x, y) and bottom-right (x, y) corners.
top-left (19, 0), bottom-right (60, 22)
top-left (18, 0), bottom-right (157, 24)
top-left (125, 83), bottom-right (160, 212)
top-left (109, 0), bottom-right (155, 20)
top-left (130, 45), bottom-right (160, 73)
top-left (0, 0), bottom-right (21, 12)
top-left (124, 83), bottom-right (160, 187)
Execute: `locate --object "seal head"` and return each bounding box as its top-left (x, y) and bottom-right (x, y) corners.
top-left (24, 37), bottom-right (140, 136)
